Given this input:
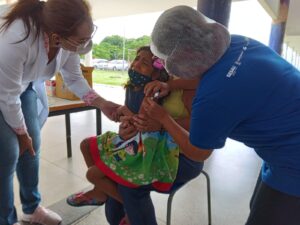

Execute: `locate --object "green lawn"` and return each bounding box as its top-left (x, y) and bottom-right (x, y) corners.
top-left (92, 69), bottom-right (128, 86)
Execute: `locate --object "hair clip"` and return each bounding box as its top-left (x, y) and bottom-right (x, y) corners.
top-left (153, 58), bottom-right (164, 70)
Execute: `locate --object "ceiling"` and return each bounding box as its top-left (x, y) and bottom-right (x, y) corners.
top-left (87, 0), bottom-right (198, 19)
top-left (87, 0), bottom-right (255, 20)
top-left (0, 0), bottom-right (298, 53)
top-left (87, 0), bottom-right (299, 53)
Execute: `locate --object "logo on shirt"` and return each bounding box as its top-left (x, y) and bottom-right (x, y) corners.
top-left (226, 38), bottom-right (249, 78)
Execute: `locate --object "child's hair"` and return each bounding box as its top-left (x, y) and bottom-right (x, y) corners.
top-left (136, 45), bottom-right (151, 54)
top-left (125, 45), bottom-right (169, 88)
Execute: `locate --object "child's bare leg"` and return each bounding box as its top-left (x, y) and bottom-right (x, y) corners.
top-left (76, 138), bottom-right (102, 199)
top-left (86, 166), bottom-right (123, 203)
top-left (80, 138), bottom-right (94, 167)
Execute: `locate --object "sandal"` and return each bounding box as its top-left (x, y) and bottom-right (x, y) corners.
top-left (66, 192), bottom-right (105, 207)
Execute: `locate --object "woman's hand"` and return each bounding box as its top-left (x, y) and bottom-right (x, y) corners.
top-left (101, 100), bottom-right (120, 121)
top-left (17, 133), bottom-right (35, 156)
top-left (118, 116), bottom-right (138, 140)
top-left (116, 105), bottom-right (134, 121)
top-left (144, 80), bottom-right (170, 98)
top-left (92, 97), bottom-right (120, 121)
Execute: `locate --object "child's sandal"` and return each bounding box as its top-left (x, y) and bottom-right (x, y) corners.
top-left (66, 192), bottom-right (105, 207)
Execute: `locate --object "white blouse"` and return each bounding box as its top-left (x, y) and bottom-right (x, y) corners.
top-left (0, 14), bottom-right (92, 133)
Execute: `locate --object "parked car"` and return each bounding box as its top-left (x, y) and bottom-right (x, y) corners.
top-left (93, 58), bottom-right (108, 70)
top-left (105, 59), bottom-right (129, 71)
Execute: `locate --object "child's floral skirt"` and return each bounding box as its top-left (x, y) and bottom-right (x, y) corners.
top-left (89, 131), bottom-right (179, 191)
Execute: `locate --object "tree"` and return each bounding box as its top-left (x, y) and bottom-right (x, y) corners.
top-left (102, 35), bottom-right (123, 48)
top-left (92, 42), bottom-right (111, 59)
top-left (93, 35), bottom-right (151, 61)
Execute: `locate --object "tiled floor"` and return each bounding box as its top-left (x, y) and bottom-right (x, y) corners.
top-left (14, 84), bottom-right (262, 225)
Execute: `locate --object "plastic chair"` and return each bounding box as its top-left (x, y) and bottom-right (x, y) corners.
top-left (166, 170), bottom-right (212, 225)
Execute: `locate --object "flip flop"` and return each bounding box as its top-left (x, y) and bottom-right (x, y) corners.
top-left (66, 192), bottom-right (105, 207)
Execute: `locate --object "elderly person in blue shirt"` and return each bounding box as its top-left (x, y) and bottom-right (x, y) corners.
top-left (105, 5), bottom-right (300, 225)
top-left (141, 5), bottom-right (300, 225)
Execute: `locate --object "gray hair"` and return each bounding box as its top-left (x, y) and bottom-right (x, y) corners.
top-left (151, 5), bottom-right (231, 79)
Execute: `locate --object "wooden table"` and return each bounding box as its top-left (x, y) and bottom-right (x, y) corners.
top-left (48, 96), bottom-right (101, 158)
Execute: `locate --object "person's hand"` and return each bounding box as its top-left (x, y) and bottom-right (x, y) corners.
top-left (97, 99), bottom-right (120, 122)
top-left (103, 100), bottom-right (120, 121)
top-left (116, 105), bottom-right (134, 121)
top-left (141, 97), bottom-right (169, 123)
top-left (118, 117), bottom-right (138, 140)
top-left (144, 80), bottom-right (170, 98)
top-left (17, 133), bottom-right (35, 156)
top-left (132, 114), bottom-right (162, 132)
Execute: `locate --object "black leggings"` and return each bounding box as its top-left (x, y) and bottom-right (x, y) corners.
top-left (246, 173), bottom-right (300, 225)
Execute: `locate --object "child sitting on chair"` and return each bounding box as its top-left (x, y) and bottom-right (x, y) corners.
top-left (66, 46), bottom-right (199, 208)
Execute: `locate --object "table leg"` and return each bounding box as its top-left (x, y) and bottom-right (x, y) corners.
top-left (96, 108), bottom-right (102, 135)
top-left (65, 113), bottom-right (72, 158)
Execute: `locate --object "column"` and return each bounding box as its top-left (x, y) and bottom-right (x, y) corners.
top-left (268, 0), bottom-right (290, 55)
top-left (84, 51), bottom-right (93, 66)
top-left (197, 0), bottom-right (232, 28)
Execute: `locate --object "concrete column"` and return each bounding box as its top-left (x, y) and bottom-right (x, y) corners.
top-left (268, 0), bottom-right (290, 55)
top-left (84, 51), bottom-right (93, 67)
top-left (197, 0), bottom-right (232, 28)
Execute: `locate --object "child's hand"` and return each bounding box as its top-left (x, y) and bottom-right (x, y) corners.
top-left (119, 118), bottom-right (137, 140)
top-left (144, 80), bottom-right (170, 98)
top-left (119, 115), bottom-right (133, 125)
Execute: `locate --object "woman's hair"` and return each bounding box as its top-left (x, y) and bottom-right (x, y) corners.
top-left (0, 0), bottom-right (91, 42)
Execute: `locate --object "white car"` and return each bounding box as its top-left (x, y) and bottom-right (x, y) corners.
top-left (93, 59), bottom-right (108, 70)
top-left (106, 60), bottom-right (129, 71)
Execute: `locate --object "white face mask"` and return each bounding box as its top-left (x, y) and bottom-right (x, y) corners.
top-left (76, 40), bottom-right (93, 55)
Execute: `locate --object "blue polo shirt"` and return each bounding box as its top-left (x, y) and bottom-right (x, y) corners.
top-left (190, 35), bottom-right (300, 196)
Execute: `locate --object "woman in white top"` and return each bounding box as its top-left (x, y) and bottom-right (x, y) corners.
top-left (0, 1), bottom-right (119, 225)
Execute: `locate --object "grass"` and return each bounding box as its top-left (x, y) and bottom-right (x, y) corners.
top-left (92, 69), bottom-right (128, 86)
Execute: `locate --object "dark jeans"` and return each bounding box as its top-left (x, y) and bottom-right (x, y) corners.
top-left (105, 154), bottom-right (203, 225)
top-left (246, 173), bottom-right (300, 225)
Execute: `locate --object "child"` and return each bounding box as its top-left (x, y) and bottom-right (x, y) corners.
top-left (66, 46), bottom-right (199, 207)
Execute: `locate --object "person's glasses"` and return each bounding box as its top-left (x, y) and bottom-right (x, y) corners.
top-left (62, 24), bottom-right (97, 48)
